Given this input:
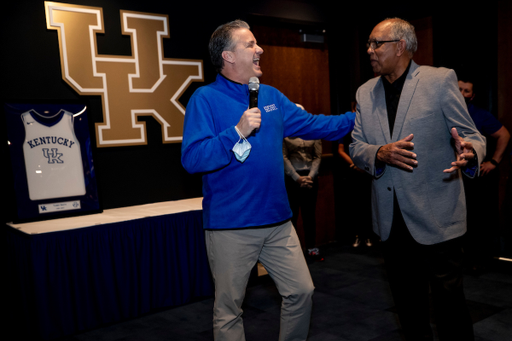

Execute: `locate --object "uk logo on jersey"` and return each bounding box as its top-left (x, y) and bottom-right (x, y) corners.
top-left (44, 2), bottom-right (204, 147)
top-left (43, 148), bottom-right (64, 164)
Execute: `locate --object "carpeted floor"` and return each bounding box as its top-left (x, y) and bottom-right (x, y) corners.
top-left (60, 242), bottom-right (512, 341)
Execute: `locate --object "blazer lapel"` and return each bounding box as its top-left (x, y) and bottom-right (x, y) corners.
top-left (372, 78), bottom-right (392, 144)
top-left (392, 62), bottom-right (420, 141)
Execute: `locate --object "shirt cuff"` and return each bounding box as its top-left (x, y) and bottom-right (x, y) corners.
top-left (374, 146), bottom-right (386, 178)
top-left (462, 149), bottom-right (479, 178)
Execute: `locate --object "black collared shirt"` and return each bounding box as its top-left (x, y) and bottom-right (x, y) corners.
top-left (382, 61), bottom-right (411, 136)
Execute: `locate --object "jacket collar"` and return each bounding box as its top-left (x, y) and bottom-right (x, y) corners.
top-left (215, 73), bottom-right (250, 101)
top-left (373, 60), bottom-right (420, 143)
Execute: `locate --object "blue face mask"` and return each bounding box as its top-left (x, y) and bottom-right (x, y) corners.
top-left (233, 138), bottom-right (251, 163)
top-left (232, 126), bottom-right (252, 163)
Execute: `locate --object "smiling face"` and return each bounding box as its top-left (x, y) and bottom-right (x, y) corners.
top-left (222, 28), bottom-right (263, 84)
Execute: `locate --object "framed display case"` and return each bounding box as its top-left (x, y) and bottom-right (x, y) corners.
top-left (4, 101), bottom-right (101, 223)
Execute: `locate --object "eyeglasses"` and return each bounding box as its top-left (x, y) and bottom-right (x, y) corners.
top-left (366, 39), bottom-right (400, 50)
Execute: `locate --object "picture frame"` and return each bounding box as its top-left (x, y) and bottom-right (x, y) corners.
top-left (4, 101), bottom-right (102, 223)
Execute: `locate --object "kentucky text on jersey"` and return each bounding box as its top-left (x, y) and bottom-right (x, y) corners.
top-left (27, 136), bottom-right (77, 149)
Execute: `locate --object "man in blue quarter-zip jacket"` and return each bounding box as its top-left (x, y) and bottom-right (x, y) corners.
top-left (181, 20), bottom-right (355, 341)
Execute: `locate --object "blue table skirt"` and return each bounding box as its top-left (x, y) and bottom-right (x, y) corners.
top-left (5, 210), bottom-right (213, 340)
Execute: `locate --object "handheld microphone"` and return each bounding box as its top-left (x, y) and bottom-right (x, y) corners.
top-left (248, 77), bottom-right (259, 108)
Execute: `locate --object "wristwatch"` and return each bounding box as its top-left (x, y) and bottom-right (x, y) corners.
top-left (490, 159), bottom-right (499, 167)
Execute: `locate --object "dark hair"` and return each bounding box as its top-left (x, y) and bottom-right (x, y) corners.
top-left (457, 70), bottom-right (478, 93)
top-left (209, 20), bottom-right (250, 73)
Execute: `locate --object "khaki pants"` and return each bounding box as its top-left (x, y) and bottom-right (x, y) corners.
top-left (205, 221), bottom-right (314, 341)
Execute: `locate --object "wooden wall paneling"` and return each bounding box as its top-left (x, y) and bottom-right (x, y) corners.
top-left (253, 22), bottom-right (336, 248)
top-left (411, 16), bottom-right (433, 66)
top-left (498, 0), bottom-right (512, 234)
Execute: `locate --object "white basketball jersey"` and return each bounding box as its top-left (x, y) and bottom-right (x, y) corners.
top-left (22, 110), bottom-right (86, 201)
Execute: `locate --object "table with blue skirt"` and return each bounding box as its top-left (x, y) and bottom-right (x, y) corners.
top-left (3, 198), bottom-right (213, 340)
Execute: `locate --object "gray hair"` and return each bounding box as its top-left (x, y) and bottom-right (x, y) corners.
top-left (385, 18), bottom-right (418, 57)
top-left (209, 20), bottom-right (250, 72)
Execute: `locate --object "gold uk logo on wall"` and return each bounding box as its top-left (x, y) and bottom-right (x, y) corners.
top-left (44, 2), bottom-right (203, 147)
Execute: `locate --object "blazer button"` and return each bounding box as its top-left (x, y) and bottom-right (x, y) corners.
top-left (387, 187), bottom-right (392, 191)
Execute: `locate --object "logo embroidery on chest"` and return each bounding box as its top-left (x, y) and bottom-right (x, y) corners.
top-left (263, 104), bottom-right (278, 113)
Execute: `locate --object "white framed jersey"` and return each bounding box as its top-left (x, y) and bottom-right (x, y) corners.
top-left (22, 110), bottom-right (86, 200)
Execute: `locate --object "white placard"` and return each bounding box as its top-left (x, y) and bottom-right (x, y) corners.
top-left (38, 201), bottom-right (81, 214)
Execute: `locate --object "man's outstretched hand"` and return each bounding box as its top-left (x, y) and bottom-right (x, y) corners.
top-left (443, 127), bottom-right (475, 173)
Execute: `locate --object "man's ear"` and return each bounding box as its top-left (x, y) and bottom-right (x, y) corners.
top-left (222, 51), bottom-right (235, 65)
top-left (396, 39), bottom-right (407, 57)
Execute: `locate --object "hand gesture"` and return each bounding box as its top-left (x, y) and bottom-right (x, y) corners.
top-left (377, 134), bottom-right (417, 171)
top-left (236, 107), bottom-right (261, 137)
top-left (443, 128), bottom-right (475, 173)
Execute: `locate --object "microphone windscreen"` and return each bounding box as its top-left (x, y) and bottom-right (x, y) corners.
top-left (248, 77), bottom-right (260, 91)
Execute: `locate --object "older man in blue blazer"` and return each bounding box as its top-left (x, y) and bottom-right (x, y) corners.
top-left (350, 18), bottom-right (485, 341)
